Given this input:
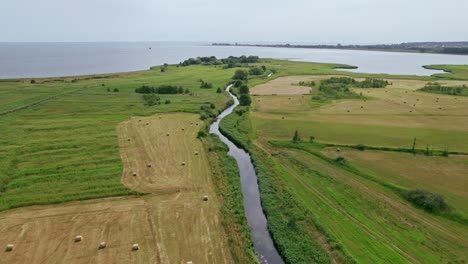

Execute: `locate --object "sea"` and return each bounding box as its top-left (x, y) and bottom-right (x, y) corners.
top-left (0, 42), bottom-right (467, 78)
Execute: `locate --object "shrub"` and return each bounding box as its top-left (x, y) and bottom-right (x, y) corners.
top-left (164, 99), bottom-right (171, 104)
top-left (239, 85), bottom-right (250, 94)
top-left (404, 189), bottom-right (449, 213)
top-left (355, 144), bottom-right (367, 151)
top-left (292, 130), bottom-right (300, 143)
top-left (30, 79), bottom-right (36, 84)
top-left (335, 156), bottom-right (347, 165)
top-left (142, 94), bottom-right (160, 106)
top-left (197, 131), bottom-right (207, 138)
top-left (233, 80), bottom-right (243, 87)
top-left (239, 94), bottom-right (251, 106)
top-left (216, 87), bottom-right (222, 93)
top-left (249, 66), bottom-right (264, 75)
top-left (135, 85), bottom-right (186, 94)
top-left (233, 70), bottom-right (248, 80)
top-left (113, 88), bottom-right (119, 92)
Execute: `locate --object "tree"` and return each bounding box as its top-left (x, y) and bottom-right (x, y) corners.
top-left (292, 130), bottom-right (300, 143)
top-left (216, 87), bottom-right (222, 93)
top-left (233, 80), bottom-right (243, 87)
top-left (232, 70), bottom-right (248, 80)
top-left (239, 94), bottom-right (251, 106)
top-left (30, 79), bottom-right (36, 84)
top-left (261, 65), bottom-right (267, 72)
top-left (142, 94), bottom-right (160, 106)
top-left (113, 88), bottom-right (119, 92)
top-left (239, 85), bottom-right (249, 94)
top-left (249, 66), bottom-right (264, 75)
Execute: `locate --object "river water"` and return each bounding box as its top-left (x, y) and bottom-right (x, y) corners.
top-left (1, 42), bottom-right (468, 78)
top-left (210, 85), bottom-right (284, 264)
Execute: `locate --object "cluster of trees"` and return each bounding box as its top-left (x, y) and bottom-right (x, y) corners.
top-left (419, 82), bottom-right (468, 96)
top-left (200, 102), bottom-right (217, 120)
top-left (232, 70), bottom-right (248, 80)
top-left (238, 84), bottom-right (251, 106)
top-left (142, 94), bottom-right (160, 106)
top-left (298, 81), bottom-right (316, 87)
top-left (135, 85), bottom-right (189, 94)
top-left (317, 77), bottom-right (389, 99)
top-left (321, 77), bottom-right (389, 88)
top-left (199, 79), bottom-right (213, 89)
top-left (248, 66), bottom-right (266, 75)
top-left (180, 56), bottom-right (260, 67)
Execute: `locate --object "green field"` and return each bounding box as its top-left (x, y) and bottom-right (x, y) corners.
top-left (220, 65), bottom-right (468, 263)
top-left (1, 59), bottom-right (467, 263)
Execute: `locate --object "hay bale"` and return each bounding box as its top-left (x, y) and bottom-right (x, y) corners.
top-left (347, 110), bottom-right (350, 112)
top-left (146, 122), bottom-right (150, 125)
top-left (203, 195), bottom-right (209, 201)
top-left (147, 164), bottom-right (152, 168)
top-left (98, 242), bottom-right (107, 249)
top-left (5, 244), bottom-right (14, 252)
top-left (128, 138), bottom-right (131, 142)
top-left (282, 117), bottom-right (285, 119)
top-left (159, 116), bottom-right (162, 119)
top-left (187, 262), bottom-right (193, 264)
top-left (182, 128), bottom-right (185, 131)
top-left (132, 244), bottom-right (139, 251)
top-left (336, 148), bottom-right (341, 152)
top-left (181, 162), bottom-right (186, 166)
top-left (360, 106), bottom-right (364, 109)
top-left (74, 235), bottom-right (82, 242)
top-left (195, 151), bottom-right (199, 155)
top-left (166, 133), bottom-right (170, 136)
top-left (132, 172), bottom-right (137, 177)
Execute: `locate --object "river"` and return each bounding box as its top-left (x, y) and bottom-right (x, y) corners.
top-left (209, 85), bottom-right (284, 264)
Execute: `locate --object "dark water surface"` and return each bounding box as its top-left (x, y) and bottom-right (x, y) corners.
top-left (210, 85), bottom-right (284, 264)
top-left (1, 42), bottom-right (468, 78)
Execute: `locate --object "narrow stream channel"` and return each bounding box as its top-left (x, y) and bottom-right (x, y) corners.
top-left (210, 85), bottom-right (284, 264)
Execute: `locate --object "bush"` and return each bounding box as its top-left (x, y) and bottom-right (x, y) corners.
top-left (239, 85), bottom-right (249, 94)
top-left (239, 94), bottom-right (251, 106)
top-left (142, 94), bottom-right (160, 106)
top-left (216, 87), bottom-right (222, 93)
top-left (164, 99), bottom-right (171, 104)
top-left (113, 88), bottom-right (119, 92)
top-left (233, 70), bottom-right (248, 80)
top-left (233, 80), bottom-right (243, 87)
top-left (135, 85), bottom-right (186, 94)
top-left (404, 189), bottom-right (449, 212)
top-left (30, 79), bottom-right (36, 84)
top-left (335, 156), bottom-right (347, 165)
top-left (355, 144), bottom-right (367, 151)
top-left (249, 66), bottom-right (264, 76)
top-left (197, 131), bottom-right (207, 138)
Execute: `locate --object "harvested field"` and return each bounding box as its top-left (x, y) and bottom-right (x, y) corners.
top-left (0, 113), bottom-right (232, 264)
top-left (322, 148), bottom-right (468, 215)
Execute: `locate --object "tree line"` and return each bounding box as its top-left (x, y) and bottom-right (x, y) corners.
top-left (135, 85), bottom-right (190, 94)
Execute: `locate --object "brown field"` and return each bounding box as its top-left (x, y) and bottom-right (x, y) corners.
top-left (252, 75), bottom-right (468, 131)
top-left (0, 113), bottom-right (232, 264)
top-left (321, 147), bottom-right (468, 215)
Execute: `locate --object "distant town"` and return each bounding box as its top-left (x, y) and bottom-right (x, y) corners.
top-left (213, 42), bottom-right (468, 55)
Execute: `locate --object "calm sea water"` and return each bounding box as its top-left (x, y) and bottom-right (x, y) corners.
top-left (0, 42), bottom-right (467, 78)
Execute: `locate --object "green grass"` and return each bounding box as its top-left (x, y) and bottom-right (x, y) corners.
top-left (424, 64), bottom-right (468, 80)
top-left (253, 117), bottom-right (468, 152)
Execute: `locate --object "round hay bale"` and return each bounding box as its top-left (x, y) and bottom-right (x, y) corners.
top-left (360, 106), bottom-right (364, 109)
top-left (182, 128), bottom-right (185, 131)
top-left (195, 151), bottom-right (199, 155)
top-left (6, 244), bottom-right (14, 252)
top-left (132, 172), bottom-right (137, 177)
top-left (347, 110), bottom-right (350, 112)
top-left (203, 195), bottom-right (209, 201)
top-left (195, 123), bottom-right (199, 126)
top-left (132, 244), bottom-right (139, 251)
top-left (74, 235), bottom-right (82, 242)
top-left (181, 162), bottom-right (186, 166)
top-left (166, 133), bottom-right (170, 136)
top-left (128, 138), bottom-right (131, 142)
top-left (147, 164), bottom-right (152, 168)
top-left (336, 148), bottom-right (341, 152)
top-left (146, 122), bottom-right (149, 125)
top-left (98, 242), bottom-right (107, 250)
top-left (159, 116), bottom-right (162, 119)
top-left (282, 117), bottom-right (285, 119)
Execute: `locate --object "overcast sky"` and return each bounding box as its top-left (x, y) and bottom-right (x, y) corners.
top-left (2, 0), bottom-right (467, 43)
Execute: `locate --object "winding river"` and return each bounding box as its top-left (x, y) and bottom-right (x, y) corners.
top-left (210, 85), bottom-right (284, 264)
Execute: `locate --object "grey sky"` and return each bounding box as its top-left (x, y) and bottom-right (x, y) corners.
top-left (2, 0), bottom-right (467, 43)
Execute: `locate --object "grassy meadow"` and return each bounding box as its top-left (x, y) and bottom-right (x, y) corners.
top-left (220, 65), bottom-right (468, 263)
top-left (1, 58), bottom-right (467, 263)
